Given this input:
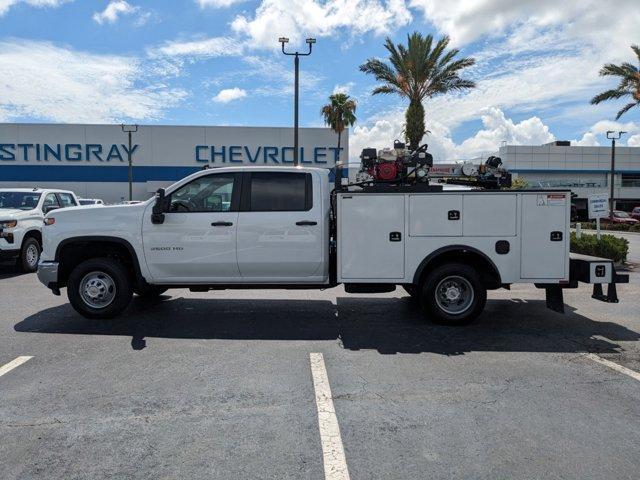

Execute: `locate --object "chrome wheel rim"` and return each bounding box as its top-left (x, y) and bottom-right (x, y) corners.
top-left (26, 244), bottom-right (39, 267)
top-left (79, 271), bottom-right (116, 309)
top-left (435, 275), bottom-right (474, 315)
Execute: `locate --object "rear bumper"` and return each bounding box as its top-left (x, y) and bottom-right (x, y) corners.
top-left (37, 261), bottom-right (60, 292)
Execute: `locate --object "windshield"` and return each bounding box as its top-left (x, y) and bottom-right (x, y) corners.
top-left (0, 192), bottom-right (41, 210)
top-left (614, 211), bottom-right (630, 218)
top-left (79, 200), bottom-right (95, 205)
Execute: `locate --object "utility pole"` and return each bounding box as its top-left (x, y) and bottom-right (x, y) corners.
top-left (279, 37), bottom-right (316, 166)
top-left (121, 124), bottom-right (138, 201)
top-left (606, 130), bottom-right (625, 219)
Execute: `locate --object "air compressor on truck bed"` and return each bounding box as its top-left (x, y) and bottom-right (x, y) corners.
top-left (37, 142), bottom-right (628, 324)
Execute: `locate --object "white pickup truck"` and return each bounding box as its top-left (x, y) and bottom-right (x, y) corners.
top-left (0, 188), bottom-right (80, 272)
top-left (37, 166), bottom-right (627, 324)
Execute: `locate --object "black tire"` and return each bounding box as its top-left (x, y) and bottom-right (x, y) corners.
top-left (67, 257), bottom-right (133, 319)
top-left (19, 236), bottom-right (41, 273)
top-left (134, 285), bottom-right (168, 298)
top-left (402, 284), bottom-right (419, 299)
top-left (419, 263), bottom-right (486, 326)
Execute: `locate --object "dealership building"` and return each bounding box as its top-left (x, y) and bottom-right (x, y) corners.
top-left (0, 123), bottom-right (346, 203)
top-left (499, 141), bottom-right (640, 214)
top-left (2, 124), bottom-right (639, 213)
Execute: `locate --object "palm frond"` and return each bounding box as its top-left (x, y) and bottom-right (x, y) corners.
top-left (590, 88), bottom-right (629, 104)
top-left (615, 102), bottom-right (638, 120)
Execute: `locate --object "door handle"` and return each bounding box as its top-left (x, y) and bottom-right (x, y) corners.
top-left (211, 221), bottom-right (233, 227)
top-left (296, 221), bottom-right (317, 226)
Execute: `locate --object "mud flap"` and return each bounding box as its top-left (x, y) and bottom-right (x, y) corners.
top-left (545, 286), bottom-right (565, 314)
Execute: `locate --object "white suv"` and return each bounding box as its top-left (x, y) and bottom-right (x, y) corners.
top-left (0, 188), bottom-right (80, 272)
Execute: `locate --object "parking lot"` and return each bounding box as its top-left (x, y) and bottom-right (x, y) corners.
top-left (1, 249), bottom-right (640, 479)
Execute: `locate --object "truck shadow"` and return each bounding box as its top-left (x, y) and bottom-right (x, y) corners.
top-left (0, 263), bottom-right (25, 279)
top-left (14, 294), bottom-right (640, 355)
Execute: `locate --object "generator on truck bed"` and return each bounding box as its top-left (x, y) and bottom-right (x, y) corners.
top-left (37, 143), bottom-right (628, 325)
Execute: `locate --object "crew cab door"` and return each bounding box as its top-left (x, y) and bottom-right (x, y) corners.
top-left (236, 171), bottom-right (324, 281)
top-left (141, 172), bottom-right (241, 282)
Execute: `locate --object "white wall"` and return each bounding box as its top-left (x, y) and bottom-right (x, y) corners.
top-left (0, 123), bottom-right (348, 203)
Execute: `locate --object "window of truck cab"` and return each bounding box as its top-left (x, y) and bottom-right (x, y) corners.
top-left (242, 172), bottom-right (312, 212)
top-left (167, 173), bottom-right (240, 212)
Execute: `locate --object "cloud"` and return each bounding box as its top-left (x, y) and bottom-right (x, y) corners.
top-left (197, 0), bottom-right (245, 7)
top-left (231, 0), bottom-right (412, 48)
top-left (242, 55), bottom-right (323, 97)
top-left (92, 0), bottom-right (144, 25)
top-left (628, 135), bottom-right (640, 147)
top-left (0, 39), bottom-right (186, 123)
top-left (409, 0), bottom-right (640, 53)
top-left (151, 36), bottom-right (244, 58)
top-left (212, 87), bottom-right (247, 103)
top-left (0, 0), bottom-right (71, 16)
top-left (350, 107), bottom-right (558, 162)
top-left (457, 108), bottom-right (555, 157)
top-left (332, 82), bottom-right (355, 95)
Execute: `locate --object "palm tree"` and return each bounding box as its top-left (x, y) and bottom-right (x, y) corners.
top-left (591, 45), bottom-right (640, 119)
top-left (360, 32), bottom-right (476, 150)
top-left (320, 93), bottom-right (357, 160)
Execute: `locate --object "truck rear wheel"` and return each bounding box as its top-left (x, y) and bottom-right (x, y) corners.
top-left (67, 257), bottom-right (133, 319)
top-left (419, 263), bottom-right (486, 325)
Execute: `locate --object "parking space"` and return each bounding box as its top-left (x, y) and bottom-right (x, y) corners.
top-left (1, 265), bottom-right (640, 479)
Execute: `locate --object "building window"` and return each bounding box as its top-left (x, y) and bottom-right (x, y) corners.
top-left (621, 174), bottom-right (640, 188)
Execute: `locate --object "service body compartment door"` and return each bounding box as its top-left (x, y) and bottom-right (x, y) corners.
top-left (521, 193), bottom-right (569, 279)
top-left (338, 194), bottom-right (405, 280)
top-left (409, 194), bottom-right (463, 237)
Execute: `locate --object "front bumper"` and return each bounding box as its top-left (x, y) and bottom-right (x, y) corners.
top-left (37, 261), bottom-right (60, 294)
top-left (0, 248), bottom-right (20, 260)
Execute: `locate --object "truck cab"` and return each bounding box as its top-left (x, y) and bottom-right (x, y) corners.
top-left (0, 188), bottom-right (79, 271)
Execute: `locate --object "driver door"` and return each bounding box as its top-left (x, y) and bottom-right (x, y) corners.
top-left (142, 172), bottom-right (241, 283)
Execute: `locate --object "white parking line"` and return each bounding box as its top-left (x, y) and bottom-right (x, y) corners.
top-left (585, 353), bottom-right (640, 382)
top-left (0, 356), bottom-right (33, 378)
top-left (309, 353), bottom-right (351, 480)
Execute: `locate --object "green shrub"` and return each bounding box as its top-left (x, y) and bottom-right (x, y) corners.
top-left (571, 222), bottom-right (640, 233)
top-left (570, 232), bottom-right (629, 263)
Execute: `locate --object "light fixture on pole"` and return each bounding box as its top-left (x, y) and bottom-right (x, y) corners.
top-left (279, 37), bottom-right (316, 166)
top-left (605, 130), bottom-right (626, 219)
top-left (121, 124), bottom-right (138, 201)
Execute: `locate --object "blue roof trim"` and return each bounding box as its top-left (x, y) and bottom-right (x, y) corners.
top-left (0, 164), bottom-right (345, 182)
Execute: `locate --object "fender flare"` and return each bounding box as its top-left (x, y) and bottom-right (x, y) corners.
top-left (412, 244), bottom-right (502, 285)
top-left (55, 235), bottom-right (146, 284)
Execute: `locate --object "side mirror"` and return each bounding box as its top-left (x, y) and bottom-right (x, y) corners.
top-left (43, 205), bottom-right (60, 214)
top-left (151, 188), bottom-right (167, 224)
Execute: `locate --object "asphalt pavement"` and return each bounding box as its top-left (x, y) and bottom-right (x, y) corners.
top-left (0, 260), bottom-right (639, 479)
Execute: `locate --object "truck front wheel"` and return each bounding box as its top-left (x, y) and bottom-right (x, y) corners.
top-left (67, 258), bottom-right (133, 319)
top-left (419, 263), bottom-right (486, 325)
top-left (19, 237), bottom-right (41, 273)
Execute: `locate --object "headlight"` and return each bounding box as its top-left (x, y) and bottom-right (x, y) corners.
top-left (0, 220), bottom-right (17, 228)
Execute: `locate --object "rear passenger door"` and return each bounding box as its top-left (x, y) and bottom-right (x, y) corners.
top-left (236, 171), bottom-right (324, 281)
top-left (57, 192), bottom-right (78, 208)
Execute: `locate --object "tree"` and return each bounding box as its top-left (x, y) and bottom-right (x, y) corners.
top-left (590, 45), bottom-right (640, 120)
top-left (360, 32), bottom-right (476, 150)
top-left (320, 93), bottom-right (357, 161)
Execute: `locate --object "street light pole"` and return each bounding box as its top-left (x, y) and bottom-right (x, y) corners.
top-left (606, 130), bottom-right (626, 219)
top-left (121, 124), bottom-right (138, 201)
top-left (279, 37), bottom-right (316, 166)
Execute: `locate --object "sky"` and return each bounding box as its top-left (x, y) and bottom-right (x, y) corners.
top-left (0, 0), bottom-right (639, 162)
